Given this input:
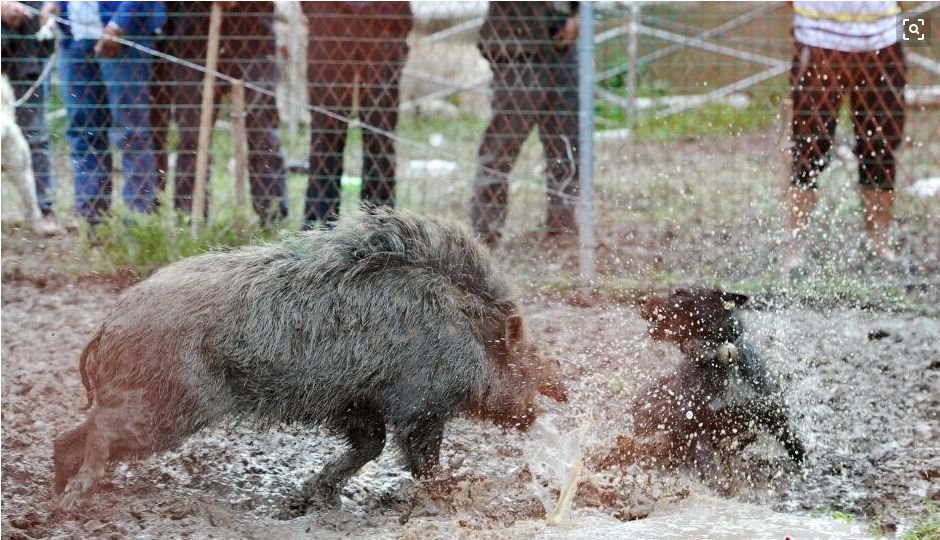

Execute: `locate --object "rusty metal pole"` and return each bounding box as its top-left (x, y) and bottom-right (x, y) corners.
top-left (191, 1), bottom-right (223, 234)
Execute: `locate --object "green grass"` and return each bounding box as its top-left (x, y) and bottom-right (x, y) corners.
top-left (831, 511), bottom-right (856, 523)
top-left (727, 272), bottom-right (912, 310)
top-left (595, 81), bottom-right (787, 141)
top-left (904, 502), bottom-right (940, 540)
top-left (83, 202), bottom-right (265, 276)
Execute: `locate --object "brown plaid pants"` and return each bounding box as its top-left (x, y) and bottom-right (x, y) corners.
top-left (790, 42), bottom-right (907, 190)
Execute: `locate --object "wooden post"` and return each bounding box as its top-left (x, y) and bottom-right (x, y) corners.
top-left (191, 1), bottom-right (223, 235)
top-left (231, 79), bottom-right (248, 209)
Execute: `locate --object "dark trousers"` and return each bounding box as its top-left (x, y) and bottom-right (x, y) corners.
top-left (172, 56), bottom-right (287, 222)
top-left (470, 49), bottom-right (579, 242)
top-left (790, 43), bottom-right (907, 191)
top-left (304, 37), bottom-right (408, 226)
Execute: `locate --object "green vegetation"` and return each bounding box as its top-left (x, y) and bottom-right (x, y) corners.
top-left (830, 511), bottom-right (856, 523)
top-left (904, 502), bottom-right (940, 540)
top-left (594, 80), bottom-right (787, 140)
top-left (82, 202), bottom-right (265, 275)
top-left (596, 94), bottom-right (784, 141)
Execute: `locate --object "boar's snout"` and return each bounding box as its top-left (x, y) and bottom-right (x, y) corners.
top-left (504, 405), bottom-right (540, 432)
top-left (536, 361), bottom-right (568, 403)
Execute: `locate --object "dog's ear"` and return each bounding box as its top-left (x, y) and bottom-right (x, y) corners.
top-left (719, 291), bottom-right (749, 308)
top-left (637, 294), bottom-right (666, 322)
top-left (634, 290), bottom-right (652, 314)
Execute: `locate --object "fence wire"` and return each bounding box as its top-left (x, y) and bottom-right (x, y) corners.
top-left (1, 1), bottom-right (938, 283)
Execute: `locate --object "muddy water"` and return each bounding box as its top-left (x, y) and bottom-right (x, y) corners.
top-left (537, 495), bottom-right (872, 539)
top-left (2, 282), bottom-right (938, 538)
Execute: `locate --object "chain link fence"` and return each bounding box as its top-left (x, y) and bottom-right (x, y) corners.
top-left (2, 1), bottom-right (938, 287)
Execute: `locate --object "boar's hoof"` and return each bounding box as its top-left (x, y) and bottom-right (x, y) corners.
top-left (277, 477), bottom-right (342, 519)
top-left (57, 469), bottom-right (100, 513)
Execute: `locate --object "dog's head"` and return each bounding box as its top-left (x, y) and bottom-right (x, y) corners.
top-left (638, 288), bottom-right (749, 363)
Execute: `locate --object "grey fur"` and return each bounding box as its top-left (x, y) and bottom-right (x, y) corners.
top-left (54, 208), bottom-right (567, 515)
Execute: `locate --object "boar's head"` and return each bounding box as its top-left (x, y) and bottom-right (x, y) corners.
top-left (471, 313), bottom-right (568, 431)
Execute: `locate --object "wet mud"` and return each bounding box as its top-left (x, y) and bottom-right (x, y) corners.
top-left (2, 280), bottom-right (937, 538)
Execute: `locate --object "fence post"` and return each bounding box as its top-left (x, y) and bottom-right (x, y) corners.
top-left (577, 2), bottom-right (596, 284)
top-left (626, 2), bottom-right (640, 134)
top-left (191, 1), bottom-right (223, 235)
top-left (231, 79), bottom-right (248, 209)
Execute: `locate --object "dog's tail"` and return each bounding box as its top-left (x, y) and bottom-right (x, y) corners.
top-left (78, 330), bottom-right (102, 410)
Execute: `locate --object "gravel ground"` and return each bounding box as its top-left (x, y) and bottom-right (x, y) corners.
top-left (2, 279), bottom-right (937, 539)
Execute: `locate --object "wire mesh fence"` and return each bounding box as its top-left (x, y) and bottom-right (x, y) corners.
top-left (1, 1), bottom-right (938, 285)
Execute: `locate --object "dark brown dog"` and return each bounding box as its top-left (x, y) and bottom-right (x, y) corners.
top-left (598, 288), bottom-right (804, 478)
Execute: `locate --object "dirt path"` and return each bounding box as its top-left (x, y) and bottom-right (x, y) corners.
top-left (2, 281), bottom-right (937, 538)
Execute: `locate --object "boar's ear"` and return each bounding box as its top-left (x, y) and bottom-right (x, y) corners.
top-left (505, 314), bottom-right (525, 349)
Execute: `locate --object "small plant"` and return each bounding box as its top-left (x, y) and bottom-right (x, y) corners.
top-left (831, 511), bottom-right (855, 523)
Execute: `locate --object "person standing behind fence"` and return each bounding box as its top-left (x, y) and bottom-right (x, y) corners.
top-left (471, 1), bottom-right (580, 246)
top-left (301, 1), bottom-right (412, 229)
top-left (2, 0), bottom-right (59, 236)
top-left (167, 1), bottom-right (288, 224)
top-left (784, 1), bottom-right (907, 270)
top-left (44, 1), bottom-right (164, 227)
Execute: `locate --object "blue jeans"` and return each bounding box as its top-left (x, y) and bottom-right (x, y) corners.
top-left (11, 75), bottom-right (56, 216)
top-left (59, 39), bottom-right (158, 222)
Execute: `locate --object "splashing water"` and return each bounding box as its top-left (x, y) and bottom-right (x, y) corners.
top-left (535, 493), bottom-right (873, 539)
top-left (523, 415), bottom-right (595, 525)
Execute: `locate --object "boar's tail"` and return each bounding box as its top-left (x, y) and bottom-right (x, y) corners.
top-left (78, 330), bottom-right (102, 411)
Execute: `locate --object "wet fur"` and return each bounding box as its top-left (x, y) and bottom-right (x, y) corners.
top-left (626, 288), bottom-right (804, 475)
top-left (54, 208), bottom-right (566, 514)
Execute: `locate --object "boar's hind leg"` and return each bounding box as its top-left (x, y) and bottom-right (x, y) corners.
top-left (282, 405), bottom-right (386, 516)
top-left (57, 390), bottom-right (166, 512)
top-left (53, 423), bottom-right (89, 495)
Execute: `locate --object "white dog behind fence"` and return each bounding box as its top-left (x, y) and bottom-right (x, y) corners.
top-left (1, 74), bottom-right (42, 233)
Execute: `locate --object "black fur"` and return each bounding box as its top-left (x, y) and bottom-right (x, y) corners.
top-left (631, 288), bottom-right (804, 472)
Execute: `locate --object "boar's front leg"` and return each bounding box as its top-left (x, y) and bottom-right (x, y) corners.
top-left (280, 405), bottom-right (386, 518)
top-left (399, 418), bottom-right (445, 479)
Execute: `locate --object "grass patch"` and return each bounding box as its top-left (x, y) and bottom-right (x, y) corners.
top-left (830, 511), bottom-right (856, 523)
top-left (597, 98), bottom-right (782, 141)
top-left (903, 501), bottom-right (940, 540)
top-left (80, 202), bottom-right (268, 276)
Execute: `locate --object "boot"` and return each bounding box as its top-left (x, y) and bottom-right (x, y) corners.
top-left (546, 206), bottom-right (578, 237)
